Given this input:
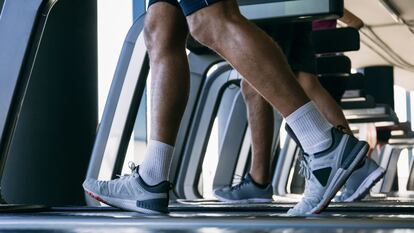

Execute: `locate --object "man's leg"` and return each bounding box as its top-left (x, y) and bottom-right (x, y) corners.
top-left (185, 0), bottom-right (368, 214)
top-left (242, 71), bottom-right (351, 186)
top-left (139, 2), bottom-right (190, 186)
top-left (214, 75), bottom-right (351, 203)
top-left (213, 75), bottom-right (351, 203)
top-left (213, 79), bottom-right (274, 202)
top-left (83, 1), bottom-right (190, 214)
top-left (186, 1), bottom-right (333, 155)
top-left (296, 72), bottom-right (350, 131)
top-left (241, 80), bottom-right (274, 185)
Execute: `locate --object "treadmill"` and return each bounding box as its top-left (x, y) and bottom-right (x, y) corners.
top-left (0, 0), bottom-right (58, 210)
top-left (84, 0), bottom-right (414, 216)
top-left (1, 0), bottom-right (414, 231)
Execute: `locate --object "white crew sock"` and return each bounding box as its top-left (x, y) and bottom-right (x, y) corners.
top-left (139, 140), bottom-right (174, 186)
top-left (285, 101), bottom-right (333, 154)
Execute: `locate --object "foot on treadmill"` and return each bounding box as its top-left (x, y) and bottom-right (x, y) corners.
top-left (335, 158), bottom-right (385, 202)
top-left (83, 162), bottom-right (170, 214)
top-left (287, 127), bottom-right (369, 216)
top-left (213, 174), bottom-right (273, 203)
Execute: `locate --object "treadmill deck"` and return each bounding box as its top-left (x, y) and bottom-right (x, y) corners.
top-left (1, 201), bottom-right (414, 232)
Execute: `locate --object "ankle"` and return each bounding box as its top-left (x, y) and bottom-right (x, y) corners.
top-left (139, 140), bottom-right (174, 186)
top-left (286, 102), bottom-right (333, 154)
top-left (250, 172), bottom-right (270, 186)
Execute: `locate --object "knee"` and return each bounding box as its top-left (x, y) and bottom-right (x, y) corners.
top-left (144, 5), bottom-right (188, 56)
top-left (143, 16), bottom-right (159, 54)
top-left (187, 18), bottom-right (216, 47)
top-left (187, 6), bottom-right (245, 49)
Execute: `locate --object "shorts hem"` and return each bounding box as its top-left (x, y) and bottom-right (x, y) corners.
top-left (180, 0), bottom-right (224, 16)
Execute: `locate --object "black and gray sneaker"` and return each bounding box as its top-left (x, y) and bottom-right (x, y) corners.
top-left (213, 174), bottom-right (273, 203)
top-left (287, 127), bottom-right (369, 215)
top-left (83, 162), bottom-right (169, 214)
top-left (335, 158), bottom-right (385, 202)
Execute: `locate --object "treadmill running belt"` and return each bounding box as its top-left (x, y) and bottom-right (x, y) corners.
top-left (0, 210), bottom-right (414, 232)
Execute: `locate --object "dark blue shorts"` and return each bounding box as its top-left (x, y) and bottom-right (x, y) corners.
top-left (148, 0), bottom-right (223, 16)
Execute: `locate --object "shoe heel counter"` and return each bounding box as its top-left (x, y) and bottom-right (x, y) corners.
top-left (339, 135), bottom-right (358, 167)
top-left (341, 139), bottom-right (368, 169)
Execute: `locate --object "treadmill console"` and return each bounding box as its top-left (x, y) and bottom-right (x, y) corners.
top-left (238, 0), bottom-right (343, 22)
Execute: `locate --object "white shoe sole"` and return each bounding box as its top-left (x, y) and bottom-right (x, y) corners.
top-left (84, 188), bottom-right (165, 214)
top-left (213, 193), bottom-right (273, 204)
top-left (310, 142), bottom-right (369, 214)
top-left (344, 166), bottom-right (386, 202)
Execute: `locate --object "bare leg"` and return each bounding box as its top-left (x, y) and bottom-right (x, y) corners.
top-left (82, 3), bottom-right (191, 209)
top-left (241, 80), bottom-right (274, 185)
top-left (296, 72), bottom-right (350, 131)
top-left (144, 3), bottom-right (190, 145)
top-left (136, 3), bottom-right (190, 185)
top-left (186, 0), bottom-right (309, 117)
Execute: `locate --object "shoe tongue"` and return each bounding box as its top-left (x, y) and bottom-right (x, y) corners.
top-left (244, 173), bottom-right (253, 181)
top-left (301, 153), bottom-right (312, 163)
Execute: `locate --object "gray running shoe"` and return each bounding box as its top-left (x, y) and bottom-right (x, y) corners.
top-left (335, 158), bottom-right (385, 202)
top-left (287, 127), bottom-right (368, 215)
top-left (213, 174), bottom-right (273, 203)
top-left (83, 162), bottom-right (170, 214)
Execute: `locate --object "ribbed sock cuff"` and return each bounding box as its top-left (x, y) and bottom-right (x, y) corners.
top-left (286, 102), bottom-right (332, 154)
top-left (139, 140), bottom-right (174, 186)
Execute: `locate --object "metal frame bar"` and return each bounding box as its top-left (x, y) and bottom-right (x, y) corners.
top-left (169, 53), bottom-right (223, 199)
top-left (175, 63), bottom-right (238, 199)
top-left (272, 136), bottom-right (300, 196)
top-left (233, 127), bottom-right (252, 185)
top-left (269, 113), bottom-right (283, 179)
top-left (408, 152), bottom-right (414, 190)
top-left (372, 145), bottom-right (393, 193)
top-left (380, 148), bottom-right (402, 193)
top-left (213, 90), bottom-right (248, 190)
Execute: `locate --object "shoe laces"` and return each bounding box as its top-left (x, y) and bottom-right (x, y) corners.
top-left (298, 159), bottom-right (311, 180)
top-left (115, 162), bottom-right (139, 180)
top-left (104, 162), bottom-right (139, 195)
top-left (232, 174), bottom-right (243, 184)
top-left (230, 177), bottom-right (250, 191)
top-left (294, 156), bottom-right (322, 212)
top-left (116, 162), bottom-right (174, 190)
